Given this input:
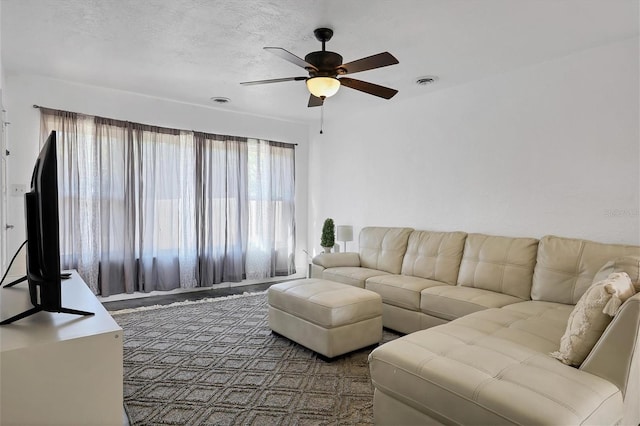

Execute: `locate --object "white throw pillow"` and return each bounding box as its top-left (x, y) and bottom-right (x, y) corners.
top-left (550, 272), bottom-right (636, 366)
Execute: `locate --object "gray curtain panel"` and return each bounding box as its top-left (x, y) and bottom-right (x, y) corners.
top-left (195, 132), bottom-right (249, 285)
top-left (94, 117), bottom-right (137, 296)
top-left (41, 108), bottom-right (296, 296)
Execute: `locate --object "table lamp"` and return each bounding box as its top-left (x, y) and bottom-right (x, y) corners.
top-left (337, 225), bottom-right (354, 252)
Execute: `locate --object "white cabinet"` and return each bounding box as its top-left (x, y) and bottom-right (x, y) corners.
top-left (0, 271), bottom-right (123, 425)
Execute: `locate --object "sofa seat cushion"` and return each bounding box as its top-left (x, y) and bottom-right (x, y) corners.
top-left (420, 286), bottom-right (523, 321)
top-left (365, 275), bottom-right (448, 311)
top-left (459, 301), bottom-right (573, 353)
top-left (369, 309), bottom-right (623, 425)
top-left (322, 267), bottom-right (390, 288)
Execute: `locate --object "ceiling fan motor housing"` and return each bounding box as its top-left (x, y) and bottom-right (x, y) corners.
top-left (304, 51), bottom-right (344, 76)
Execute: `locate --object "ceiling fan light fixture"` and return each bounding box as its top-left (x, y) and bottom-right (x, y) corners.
top-left (306, 77), bottom-right (340, 98)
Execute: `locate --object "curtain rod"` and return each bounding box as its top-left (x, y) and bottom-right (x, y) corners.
top-left (32, 104), bottom-right (299, 146)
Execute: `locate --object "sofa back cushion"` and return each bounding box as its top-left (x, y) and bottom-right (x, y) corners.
top-left (457, 233), bottom-right (539, 300)
top-left (532, 235), bottom-right (640, 304)
top-left (359, 227), bottom-right (413, 274)
top-left (401, 231), bottom-right (467, 285)
top-left (592, 256), bottom-right (640, 292)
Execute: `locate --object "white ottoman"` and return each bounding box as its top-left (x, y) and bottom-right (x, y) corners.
top-left (268, 278), bottom-right (383, 359)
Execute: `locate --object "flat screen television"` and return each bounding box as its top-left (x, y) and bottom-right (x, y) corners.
top-left (0, 131), bottom-right (93, 325)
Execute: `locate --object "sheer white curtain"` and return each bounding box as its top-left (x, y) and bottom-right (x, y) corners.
top-left (41, 109), bottom-right (296, 296)
top-left (246, 140), bottom-right (296, 279)
top-left (42, 110), bottom-right (101, 293)
top-left (132, 124), bottom-right (198, 292)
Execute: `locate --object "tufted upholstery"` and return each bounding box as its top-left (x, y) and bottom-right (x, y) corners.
top-left (359, 227), bottom-right (413, 274)
top-left (361, 230), bottom-right (466, 314)
top-left (268, 279), bottom-right (382, 328)
top-left (457, 233), bottom-right (539, 300)
top-left (369, 302), bottom-right (623, 425)
top-left (532, 235), bottom-right (640, 304)
top-left (268, 279), bottom-right (382, 358)
top-left (310, 227), bottom-right (640, 424)
top-left (400, 230), bottom-right (467, 284)
top-left (420, 285), bottom-right (525, 321)
top-left (593, 256), bottom-right (640, 290)
top-left (365, 275), bottom-right (445, 311)
top-left (322, 266), bottom-right (389, 288)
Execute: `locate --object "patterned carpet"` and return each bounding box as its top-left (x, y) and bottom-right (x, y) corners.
top-left (111, 292), bottom-right (400, 425)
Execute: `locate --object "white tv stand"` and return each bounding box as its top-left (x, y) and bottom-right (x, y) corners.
top-left (0, 270), bottom-right (123, 425)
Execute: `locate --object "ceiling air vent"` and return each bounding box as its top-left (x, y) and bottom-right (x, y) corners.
top-left (416, 76), bottom-right (438, 86)
top-left (210, 97), bottom-right (231, 104)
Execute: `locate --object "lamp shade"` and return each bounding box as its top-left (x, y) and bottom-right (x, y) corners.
top-left (336, 225), bottom-right (353, 243)
top-left (306, 77), bottom-right (340, 98)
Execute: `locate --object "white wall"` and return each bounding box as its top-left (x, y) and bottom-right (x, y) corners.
top-left (0, 0), bottom-right (3, 91)
top-left (308, 37), bottom-right (640, 250)
top-left (4, 75), bottom-right (310, 271)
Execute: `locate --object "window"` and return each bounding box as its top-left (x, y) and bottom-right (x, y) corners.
top-left (41, 108), bottom-right (296, 296)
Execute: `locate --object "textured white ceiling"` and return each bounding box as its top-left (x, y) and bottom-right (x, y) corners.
top-left (2, 0), bottom-right (638, 123)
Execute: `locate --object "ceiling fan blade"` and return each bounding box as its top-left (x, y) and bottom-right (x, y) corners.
top-left (240, 76), bottom-right (307, 86)
top-left (339, 77), bottom-right (398, 99)
top-left (340, 52), bottom-right (399, 75)
top-left (264, 47), bottom-right (318, 71)
top-left (308, 94), bottom-right (324, 108)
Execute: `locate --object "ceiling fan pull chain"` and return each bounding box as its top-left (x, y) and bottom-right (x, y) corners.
top-left (320, 104), bottom-right (324, 134)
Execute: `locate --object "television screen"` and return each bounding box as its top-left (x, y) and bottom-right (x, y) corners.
top-left (26, 130), bottom-right (62, 309)
top-left (0, 131), bottom-right (93, 325)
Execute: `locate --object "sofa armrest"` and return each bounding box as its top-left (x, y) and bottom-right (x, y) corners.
top-left (581, 292), bottom-right (640, 425)
top-left (312, 252), bottom-right (361, 269)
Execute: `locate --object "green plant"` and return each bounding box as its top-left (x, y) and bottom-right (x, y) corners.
top-left (321, 218), bottom-right (335, 248)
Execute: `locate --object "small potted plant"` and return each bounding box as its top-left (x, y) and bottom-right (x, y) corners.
top-left (321, 218), bottom-right (335, 253)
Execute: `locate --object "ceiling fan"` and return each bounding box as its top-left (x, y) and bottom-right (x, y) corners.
top-left (240, 28), bottom-right (399, 107)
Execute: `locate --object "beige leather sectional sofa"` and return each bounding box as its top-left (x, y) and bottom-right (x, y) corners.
top-left (311, 227), bottom-right (640, 425)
